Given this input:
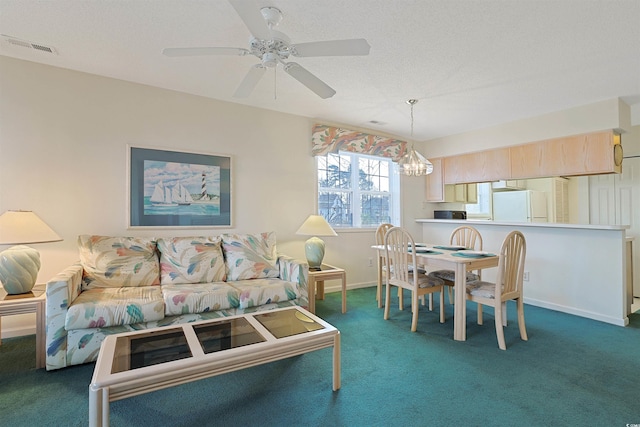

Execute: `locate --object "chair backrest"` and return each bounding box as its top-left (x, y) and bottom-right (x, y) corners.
top-left (450, 225), bottom-right (482, 250)
top-left (384, 227), bottom-right (418, 289)
top-left (376, 223), bottom-right (393, 245)
top-left (496, 230), bottom-right (527, 297)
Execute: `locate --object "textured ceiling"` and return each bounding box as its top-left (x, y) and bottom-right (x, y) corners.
top-left (1, 0), bottom-right (639, 141)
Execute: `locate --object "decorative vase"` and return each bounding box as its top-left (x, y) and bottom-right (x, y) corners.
top-left (0, 245), bottom-right (40, 294)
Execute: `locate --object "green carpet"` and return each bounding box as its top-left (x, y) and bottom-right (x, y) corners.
top-left (1, 287), bottom-right (639, 427)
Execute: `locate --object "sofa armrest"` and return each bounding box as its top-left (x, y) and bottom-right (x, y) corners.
top-left (277, 255), bottom-right (309, 303)
top-left (45, 262), bottom-right (83, 370)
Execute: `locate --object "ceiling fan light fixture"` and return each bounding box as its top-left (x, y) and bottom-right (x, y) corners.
top-left (262, 52), bottom-right (278, 67)
top-left (399, 99), bottom-right (433, 176)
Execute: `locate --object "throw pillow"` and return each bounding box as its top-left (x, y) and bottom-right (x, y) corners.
top-left (221, 232), bottom-right (280, 281)
top-left (78, 235), bottom-right (160, 290)
top-left (157, 236), bottom-right (226, 285)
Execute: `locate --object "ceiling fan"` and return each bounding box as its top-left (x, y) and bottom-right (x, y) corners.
top-left (162, 0), bottom-right (371, 99)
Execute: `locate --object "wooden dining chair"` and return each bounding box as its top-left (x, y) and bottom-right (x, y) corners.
top-left (466, 230), bottom-right (527, 350)
top-left (428, 225), bottom-right (483, 303)
top-left (383, 227), bottom-right (445, 332)
top-left (375, 223), bottom-right (393, 307)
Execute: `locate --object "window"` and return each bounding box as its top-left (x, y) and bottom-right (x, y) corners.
top-left (465, 182), bottom-right (492, 219)
top-left (317, 152), bottom-right (400, 228)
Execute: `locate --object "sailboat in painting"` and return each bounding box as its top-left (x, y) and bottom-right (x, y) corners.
top-left (171, 181), bottom-right (194, 205)
top-left (150, 181), bottom-right (178, 206)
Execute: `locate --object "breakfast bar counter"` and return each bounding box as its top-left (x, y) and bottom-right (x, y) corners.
top-left (416, 219), bottom-right (631, 326)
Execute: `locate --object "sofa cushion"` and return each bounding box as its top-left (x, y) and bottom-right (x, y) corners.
top-left (221, 232), bottom-right (280, 281)
top-left (230, 278), bottom-right (301, 309)
top-left (157, 236), bottom-right (226, 285)
top-left (65, 286), bottom-right (164, 330)
top-left (78, 235), bottom-right (160, 290)
top-left (161, 283), bottom-right (240, 315)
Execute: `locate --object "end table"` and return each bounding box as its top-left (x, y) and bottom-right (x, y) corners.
top-left (0, 283), bottom-right (46, 369)
top-left (308, 264), bottom-right (346, 314)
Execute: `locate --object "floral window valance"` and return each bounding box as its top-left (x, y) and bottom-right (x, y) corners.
top-left (311, 124), bottom-right (408, 161)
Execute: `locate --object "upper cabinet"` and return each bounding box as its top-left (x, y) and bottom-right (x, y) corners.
top-left (425, 158), bottom-right (445, 202)
top-left (443, 148), bottom-right (510, 184)
top-left (492, 180), bottom-right (527, 191)
top-left (509, 130), bottom-right (622, 179)
top-left (425, 158), bottom-right (477, 203)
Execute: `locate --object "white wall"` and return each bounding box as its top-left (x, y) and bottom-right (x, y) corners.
top-left (1, 57), bottom-right (432, 336)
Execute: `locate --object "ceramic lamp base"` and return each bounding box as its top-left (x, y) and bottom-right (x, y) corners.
top-left (0, 245), bottom-right (40, 294)
top-left (304, 236), bottom-right (325, 270)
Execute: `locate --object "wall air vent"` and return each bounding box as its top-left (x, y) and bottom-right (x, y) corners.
top-left (1, 35), bottom-right (57, 55)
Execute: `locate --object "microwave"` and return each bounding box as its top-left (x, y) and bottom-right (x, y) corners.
top-left (434, 210), bottom-right (467, 220)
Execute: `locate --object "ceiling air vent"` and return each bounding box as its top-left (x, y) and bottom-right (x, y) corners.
top-left (1, 35), bottom-right (57, 55)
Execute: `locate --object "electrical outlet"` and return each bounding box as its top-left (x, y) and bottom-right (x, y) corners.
top-left (368, 257), bottom-right (373, 267)
top-left (523, 271), bottom-right (530, 281)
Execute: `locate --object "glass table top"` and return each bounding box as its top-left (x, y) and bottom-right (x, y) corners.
top-left (110, 308), bottom-right (325, 374)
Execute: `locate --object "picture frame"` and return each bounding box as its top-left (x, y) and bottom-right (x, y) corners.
top-left (128, 146), bottom-right (232, 228)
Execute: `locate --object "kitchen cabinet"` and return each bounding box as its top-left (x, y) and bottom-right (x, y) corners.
top-left (491, 180), bottom-right (526, 191)
top-left (444, 183), bottom-right (478, 203)
top-left (425, 158), bottom-right (445, 202)
top-left (443, 148), bottom-right (510, 184)
top-left (426, 158), bottom-right (477, 203)
top-left (509, 130), bottom-right (622, 179)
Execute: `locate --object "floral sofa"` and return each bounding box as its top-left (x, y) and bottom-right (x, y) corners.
top-left (45, 232), bottom-right (308, 371)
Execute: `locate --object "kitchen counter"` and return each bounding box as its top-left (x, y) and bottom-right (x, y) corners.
top-left (417, 218), bottom-right (631, 326)
top-left (416, 219), bottom-right (629, 231)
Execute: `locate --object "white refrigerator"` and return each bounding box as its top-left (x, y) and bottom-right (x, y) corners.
top-left (492, 190), bottom-right (548, 222)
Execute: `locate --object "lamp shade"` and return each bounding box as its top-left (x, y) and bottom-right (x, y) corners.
top-left (0, 210), bottom-right (62, 245)
top-left (295, 215), bottom-right (338, 237)
top-left (296, 215), bottom-right (337, 270)
top-left (0, 210), bottom-right (62, 294)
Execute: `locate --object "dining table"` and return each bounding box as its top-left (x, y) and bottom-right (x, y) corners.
top-left (371, 244), bottom-right (499, 341)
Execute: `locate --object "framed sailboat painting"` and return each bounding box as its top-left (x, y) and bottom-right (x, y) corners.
top-left (128, 146), bottom-right (232, 228)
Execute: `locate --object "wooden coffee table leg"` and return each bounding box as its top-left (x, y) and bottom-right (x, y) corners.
top-left (89, 385), bottom-right (109, 427)
top-left (333, 332), bottom-right (341, 391)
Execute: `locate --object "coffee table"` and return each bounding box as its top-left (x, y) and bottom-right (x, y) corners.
top-left (88, 306), bottom-right (340, 427)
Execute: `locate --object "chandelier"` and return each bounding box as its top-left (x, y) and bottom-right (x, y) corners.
top-left (398, 99), bottom-right (433, 176)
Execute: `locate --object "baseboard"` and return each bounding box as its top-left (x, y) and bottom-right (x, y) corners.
top-left (524, 297), bottom-right (628, 327)
top-left (0, 325), bottom-right (36, 339)
top-left (321, 282), bottom-right (375, 294)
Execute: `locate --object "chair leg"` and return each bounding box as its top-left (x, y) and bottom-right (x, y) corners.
top-left (411, 292), bottom-right (419, 332)
top-left (384, 284), bottom-right (391, 320)
top-left (517, 298), bottom-right (528, 341)
top-left (398, 287), bottom-right (404, 310)
top-left (428, 294), bottom-right (434, 311)
top-left (477, 303), bottom-right (483, 325)
top-left (420, 295), bottom-right (425, 306)
top-left (448, 286), bottom-right (454, 305)
top-left (494, 302), bottom-right (507, 350)
top-left (439, 289), bottom-right (445, 323)
top-left (501, 302), bottom-right (508, 327)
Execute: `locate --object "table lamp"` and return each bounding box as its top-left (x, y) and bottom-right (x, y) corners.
top-left (295, 215), bottom-right (337, 270)
top-left (0, 210), bottom-right (62, 294)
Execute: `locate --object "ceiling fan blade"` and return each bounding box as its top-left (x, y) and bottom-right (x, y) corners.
top-left (291, 39), bottom-right (371, 57)
top-left (162, 47), bottom-right (249, 57)
top-left (228, 0), bottom-right (271, 40)
top-left (233, 65), bottom-right (267, 98)
top-left (283, 62), bottom-right (336, 99)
